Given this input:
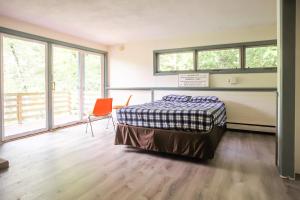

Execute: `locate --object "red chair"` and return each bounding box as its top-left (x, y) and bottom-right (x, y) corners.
top-left (85, 98), bottom-right (115, 136)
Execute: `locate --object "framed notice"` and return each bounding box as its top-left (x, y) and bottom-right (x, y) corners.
top-left (178, 73), bottom-right (209, 87)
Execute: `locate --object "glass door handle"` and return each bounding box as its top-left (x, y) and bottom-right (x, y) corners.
top-left (52, 82), bottom-right (56, 91)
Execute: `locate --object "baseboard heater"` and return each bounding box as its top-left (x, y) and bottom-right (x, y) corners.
top-left (227, 122), bottom-right (276, 134)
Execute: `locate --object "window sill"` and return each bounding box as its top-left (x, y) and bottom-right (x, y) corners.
top-left (154, 68), bottom-right (277, 76)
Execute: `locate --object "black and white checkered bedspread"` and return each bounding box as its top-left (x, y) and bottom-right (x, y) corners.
top-left (116, 100), bottom-right (227, 132)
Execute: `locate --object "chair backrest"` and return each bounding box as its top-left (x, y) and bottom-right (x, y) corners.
top-left (92, 98), bottom-right (113, 116)
top-left (125, 95), bottom-right (132, 106)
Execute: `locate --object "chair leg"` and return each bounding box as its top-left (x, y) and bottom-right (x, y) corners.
top-left (106, 116), bottom-right (110, 129)
top-left (85, 118), bottom-right (89, 134)
top-left (111, 115), bottom-right (116, 131)
top-left (88, 116), bottom-right (94, 137)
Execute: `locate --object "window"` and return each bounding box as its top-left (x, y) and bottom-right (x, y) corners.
top-left (197, 48), bottom-right (240, 70)
top-left (154, 41), bottom-right (277, 74)
top-left (245, 45), bottom-right (278, 68)
top-left (158, 52), bottom-right (194, 72)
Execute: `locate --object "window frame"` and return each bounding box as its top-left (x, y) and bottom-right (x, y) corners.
top-left (153, 40), bottom-right (277, 75)
top-left (244, 44), bottom-right (278, 69)
top-left (157, 50), bottom-right (195, 73)
top-left (196, 47), bottom-right (241, 72)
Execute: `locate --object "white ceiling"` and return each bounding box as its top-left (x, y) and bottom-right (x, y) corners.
top-left (0, 0), bottom-right (276, 45)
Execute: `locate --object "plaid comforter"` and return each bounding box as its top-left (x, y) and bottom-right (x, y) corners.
top-left (116, 100), bottom-right (227, 132)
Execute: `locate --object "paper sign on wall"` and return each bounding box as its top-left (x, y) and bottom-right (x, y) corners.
top-left (178, 73), bottom-right (209, 87)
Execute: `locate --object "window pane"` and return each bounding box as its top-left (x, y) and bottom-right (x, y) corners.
top-left (84, 53), bottom-right (102, 117)
top-left (52, 46), bottom-right (80, 126)
top-left (2, 36), bottom-right (46, 136)
top-left (158, 52), bottom-right (193, 71)
top-left (197, 48), bottom-right (240, 70)
top-left (245, 46), bottom-right (277, 68)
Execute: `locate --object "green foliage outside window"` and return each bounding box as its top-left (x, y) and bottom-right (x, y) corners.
top-left (53, 46), bottom-right (79, 92)
top-left (3, 36), bottom-right (46, 93)
top-left (197, 49), bottom-right (240, 70)
top-left (158, 52), bottom-right (193, 71)
top-left (3, 38), bottom-right (103, 94)
top-left (85, 54), bottom-right (102, 92)
top-left (156, 43), bottom-right (277, 73)
top-left (245, 46), bottom-right (277, 68)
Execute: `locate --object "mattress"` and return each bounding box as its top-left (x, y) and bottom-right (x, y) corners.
top-left (116, 100), bottom-right (227, 132)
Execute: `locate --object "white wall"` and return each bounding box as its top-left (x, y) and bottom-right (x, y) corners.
top-left (295, 0), bottom-right (300, 174)
top-left (0, 16), bottom-right (107, 51)
top-left (109, 25), bottom-right (277, 88)
top-left (109, 25), bottom-right (277, 132)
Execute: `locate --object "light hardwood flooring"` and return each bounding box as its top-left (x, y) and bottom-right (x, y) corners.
top-left (0, 120), bottom-right (299, 200)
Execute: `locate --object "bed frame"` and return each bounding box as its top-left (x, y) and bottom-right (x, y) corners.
top-left (115, 124), bottom-right (226, 160)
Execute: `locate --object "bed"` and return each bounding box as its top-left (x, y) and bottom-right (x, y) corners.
top-left (115, 95), bottom-right (227, 159)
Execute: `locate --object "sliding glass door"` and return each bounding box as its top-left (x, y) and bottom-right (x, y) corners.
top-left (52, 46), bottom-right (80, 127)
top-left (83, 53), bottom-right (103, 118)
top-left (1, 35), bottom-right (47, 138)
top-left (0, 32), bottom-right (105, 140)
top-left (52, 47), bottom-right (103, 126)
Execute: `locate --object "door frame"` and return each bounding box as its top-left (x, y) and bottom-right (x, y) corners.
top-left (0, 33), bottom-right (4, 142)
top-left (277, 0), bottom-right (296, 178)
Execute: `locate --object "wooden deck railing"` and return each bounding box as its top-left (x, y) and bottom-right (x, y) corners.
top-left (4, 92), bottom-right (71, 124)
top-left (4, 91), bottom-right (99, 124)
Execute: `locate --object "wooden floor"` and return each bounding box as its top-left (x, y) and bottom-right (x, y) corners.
top-left (0, 121), bottom-right (299, 200)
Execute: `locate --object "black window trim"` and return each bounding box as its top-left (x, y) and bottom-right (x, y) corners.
top-left (153, 40), bottom-right (277, 75)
